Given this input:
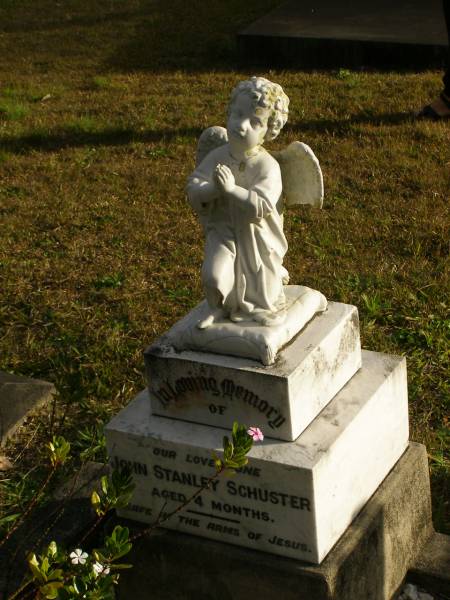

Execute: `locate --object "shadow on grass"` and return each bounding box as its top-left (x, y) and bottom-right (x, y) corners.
top-left (0, 111), bottom-right (416, 155)
top-left (1, 0), bottom-right (281, 74)
top-left (286, 110), bottom-right (416, 135)
top-left (430, 465), bottom-right (450, 535)
top-left (104, 0), bottom-right (281, 73)
top-left (0, 6), bottom-right (154, 34)
top-left (0, 126), bottom-right (203, 154)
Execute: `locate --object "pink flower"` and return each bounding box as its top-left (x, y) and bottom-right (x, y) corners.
top-left (247, 427), bottom-right (264, 442)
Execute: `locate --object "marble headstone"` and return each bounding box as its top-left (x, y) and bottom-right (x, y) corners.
top-left (107, 350), bottom-right (409, 564)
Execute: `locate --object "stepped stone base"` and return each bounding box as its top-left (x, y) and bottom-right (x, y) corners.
top-left (116, 443), bottom-right (433, 600)
top-left (407, 532), bottom-right (450, 597)
top-left (106, 350), bottom-right (408, 564)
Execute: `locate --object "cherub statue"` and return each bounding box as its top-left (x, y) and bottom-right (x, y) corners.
top-left (186, 76), bottom-right (324, 333)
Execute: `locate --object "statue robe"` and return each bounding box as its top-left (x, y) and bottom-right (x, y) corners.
top-left (187, 144), bottom-right (288, 320)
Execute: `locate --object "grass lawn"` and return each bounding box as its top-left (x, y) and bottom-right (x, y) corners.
top-left (0, 0), bottom-right (448, 544)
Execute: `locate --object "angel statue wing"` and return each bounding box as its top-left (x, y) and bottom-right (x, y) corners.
top-left (271, 141), bottom-right (324, 209)
top-left (196, 126), bottom-right (228, 166)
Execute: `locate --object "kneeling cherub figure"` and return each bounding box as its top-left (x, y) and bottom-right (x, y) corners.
top-left (187, 76), bottom-right (290, 329)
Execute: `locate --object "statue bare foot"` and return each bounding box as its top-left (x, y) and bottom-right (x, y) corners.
top-left (197, 308), bottom-right (225, 329)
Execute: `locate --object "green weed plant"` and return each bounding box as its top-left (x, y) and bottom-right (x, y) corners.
top-left (2, 423), bottom-right (259, 599)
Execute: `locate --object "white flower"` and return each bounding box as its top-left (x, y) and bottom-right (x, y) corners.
top-left (70, 548), bottom-right (88, 565)
top-left (93, 561), bottom-right (110, 577)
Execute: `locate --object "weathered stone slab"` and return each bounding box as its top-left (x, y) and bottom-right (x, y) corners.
top-left (115, 443), bottom-right (433, 600)
top-left (408, 532), bottom-right (450, 596)
top-left (237, 0), bottom-right (448, 69)
top-left (106, 350), bottom-right (408, 564)
top-left (145, 301), bottom-right (361, 441)
top-left (0, 371), bottom-right (55, 446)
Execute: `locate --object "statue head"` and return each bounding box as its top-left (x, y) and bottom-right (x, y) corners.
top-left (228, 76), bottom-right (289, 143)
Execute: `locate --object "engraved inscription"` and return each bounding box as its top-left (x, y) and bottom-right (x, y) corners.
top-left (211, 500), bottom-right (271, 521)
top-left (114, 450), bottom-right (313, 556)
top-left (206, 522), bottom-right (240, 536)
top-left (178, 515), bottom-right (200, 527)
top-left (152, 487), bottom-right (187, 502)
top-left (111, 456), bottom-right (148, 476)
top-left (268, 535), bottom-right (310, 552)
top-left (153, 447), bottom-right (177, 459)
top-left (126, 503), bottom-right (153, 516)
top-left (153, 465), bottom-right (220, 491)
top-left (226, 480), bottom-right (311, 511)
top-left (153, 375), bottom-right (286, 429)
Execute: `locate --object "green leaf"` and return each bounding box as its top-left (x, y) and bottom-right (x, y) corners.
top-left (224, 459), bottom-right (240, 469)
top-left (39, 581), bottom-right (64, 599)
top-left (116, 492), bottom-right (133, 506)
top-left (91, 490), bottom-right (101, 513)
top-left (211, 451), bottom-right (223, 472)
top-left (110, 525), bottom-right (123, 543)
top-left (224, 442), bottom-right (234, 461)
top-left (47, 435), bottom-right (71, 466)
top-left (0, 513), bottom-right (20, 526)
top-left (101, 475), bottom-right (109, 496)
top-left (93, 549), bottom-right (106, 562)
top-left (111, 543), bottom-right (132, 560)
top-left (47, 541), bottom-right (58, 558)
top-left (47, 568), bottom-right (63, 581)
top-left (41, 557), bottom-right (50, 576)
top-left (28, 553), bottom-right (44, 582)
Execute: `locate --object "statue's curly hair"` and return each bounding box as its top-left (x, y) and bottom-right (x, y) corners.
top-left (229, 76), bottom-right (289, 142)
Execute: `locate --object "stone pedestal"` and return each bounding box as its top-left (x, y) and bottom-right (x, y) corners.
top-left (115, 443), bottom-right (433, 600)
top-left (145, 301), bottom-right (361, 442)
top-left (105, 285), bottom-right (420, 586)
top-left (106, 350), bottom-right (408, 565)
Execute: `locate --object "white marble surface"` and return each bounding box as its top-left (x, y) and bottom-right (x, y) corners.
top-left (145, 300), bottom-right (361, 441)
top-left (186, 77), bottom-right (324, 353)
top-left (106, 350), bottom-right (409, 564)
top-left (170, 285), bottom-right (327, 365)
